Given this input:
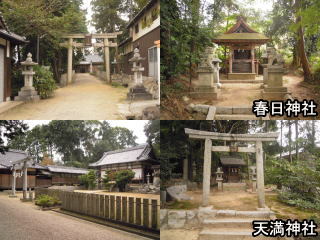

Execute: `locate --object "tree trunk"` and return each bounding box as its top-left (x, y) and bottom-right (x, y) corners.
top-left (280, 120), bottom-right (283, 159)
top-left (311, 120), bottom-right (315, 148)
top-left (295, 120), bottom-right (299, 161)
top-left (295, 0), bottom-right (313, 82)
top-left (288, 120), bottom-right (292, 163)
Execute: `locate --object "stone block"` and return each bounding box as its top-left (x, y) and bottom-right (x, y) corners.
top-left (189, 104), bottom-right (210, 114)
top-left (160, 209), bottom-right (168, 229)
top-left (216, 210), bottom-right (236, 217)
top-left (232, 107), bottom-right (252, 115)
top-left (168, 210), bottom-right (186, 229)
top-left (198, 206), bottom-right (216, 222)
top-left (216, 107), bottom-right (233, 115)
top-left (167, 185), bottom-right (193, 201)
top-left (228, 73), bottom-right (256, 80)
top-left (127, 85), bottom-right (153, 101)
top-left (185, 210), bottom-right (199, 228)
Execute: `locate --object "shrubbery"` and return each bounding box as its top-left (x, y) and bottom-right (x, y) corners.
top-left (103, 169), bottom-right (135, 192)
top-left (35, 194), bottom-right (61, 207)
top-left (79, 170), bottom-right (97, 189)
top-left (34, 65), bottom-right (57, 99)
top-left (266, 157), bottom-right (320, 211)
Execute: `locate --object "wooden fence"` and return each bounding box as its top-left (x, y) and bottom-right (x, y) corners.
top-left (35, 188), bottom-right (160, 231)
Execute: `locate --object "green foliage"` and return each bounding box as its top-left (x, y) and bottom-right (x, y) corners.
top-left (266, 157), bottom-right (320, 211)
top-left (115, 169), bottom-right (135, 192)
top-left (79, 170), bottom-right (97, 189)
top-left (0, 0), bottom-right (88, 81)
top-left (102, 170), bottom-right (116, 190)
top-left (144, 120), bottom-right (160, 157)
top-left (0, 121), bottom-right (28, 154)
top-left (33, 65), bottom-right (57, 99)
top-left (35, 194), bottom-right (61, 207)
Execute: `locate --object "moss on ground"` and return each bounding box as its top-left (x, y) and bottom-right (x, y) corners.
top-left (165, 200), bottom-right (200, 210)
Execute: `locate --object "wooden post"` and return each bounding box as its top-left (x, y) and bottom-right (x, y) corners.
top-left (67, 38), bottom-right (73, 84)
top-left (104, 38), bottom-right (110, 83)
top-left (256, 140), bottom-right (266, 209)
top-left (251, 47), bottom-right (255, 73)
top-left (183, 158), bottom-right (188, 181)
top-left (202, 138), bottom-right (212, 206)
top-left (229, 47), bottom-right (233, 73)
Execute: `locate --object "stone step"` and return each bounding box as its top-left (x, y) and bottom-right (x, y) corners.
top-left (199, 228), bottom-right (272, 240)
top-left (215, 210), bottom-right (272, 218)
top-left (221, 80), bottom-right (263, 84)
top-left (203, 218), bottom-right (255, 228)
top-left (214, 114), bottom-right (270, 120)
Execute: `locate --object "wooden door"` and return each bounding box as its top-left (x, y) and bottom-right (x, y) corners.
top-left (0, 47), bottom-right (4, 102)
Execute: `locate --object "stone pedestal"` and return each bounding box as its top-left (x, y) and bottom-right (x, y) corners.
top-left (262, 64), bottom-right (268, 88)
top-left (127, 85), bottom-right (153, 101)
top-left (190, 69), bottom-right (220, 99)
top-left (262, 66), bottom-right (289, 100)
top-left (15, 53), bottom-right (40, 102)
top-left (190, 47), bottom-right (220, 100)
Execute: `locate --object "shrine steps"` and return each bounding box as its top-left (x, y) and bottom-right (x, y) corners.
top-left (221, 79), bottom-right (263, 84)
top-left (199, 210), bottom-right (292, 240)
top-left (206, 106), bottom-right (270, 120)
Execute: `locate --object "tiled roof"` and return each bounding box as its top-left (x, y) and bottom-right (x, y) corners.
top-left (0, 149), bottom-right (28, 168)
top-left (89, 144), bottom-right (152, 167)
top-left (220, 156), bottom-right (246, 166)
top-left (46, 165), bottom-right (89, 174)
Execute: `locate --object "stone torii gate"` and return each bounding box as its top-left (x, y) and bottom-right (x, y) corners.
top-left (184, 128), bottom-right (279, 209)
top-left (60, 33), bottom-right (122, 84)
top-left (9, 155), bottom-right (32, 200)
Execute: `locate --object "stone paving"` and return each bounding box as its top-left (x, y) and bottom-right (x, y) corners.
top-left (0, 192), bottom-right (148, 240)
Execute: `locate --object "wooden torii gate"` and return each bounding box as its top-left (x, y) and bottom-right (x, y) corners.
top-left (184, 128), bottom-right (279, 209)
top-left (60, 32), bottom-right (122, 84)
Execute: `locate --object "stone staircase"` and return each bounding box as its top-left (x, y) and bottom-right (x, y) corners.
top-left (206, 106), bottom-right (270, 120)
top-left (199, 210), bottom-right (278, 240)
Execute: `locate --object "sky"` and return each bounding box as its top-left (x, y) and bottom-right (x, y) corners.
top-left (24, 120), bottom-right (148, 144)
top-left (82, 0), bottom-right (95, 33)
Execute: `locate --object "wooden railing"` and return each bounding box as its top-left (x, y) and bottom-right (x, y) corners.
top-left (35, 188), bottom-right (160, 231)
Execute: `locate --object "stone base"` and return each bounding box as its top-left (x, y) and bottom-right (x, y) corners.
top-left (189, 87), bottom-right (219, 99)
top-left (262, 87), bottom-right (289, 100)
top-left (127, 85), bottom-right (153, 101)
top-left (8, 195), bottom-right (18, 198)
top-left (228, 73), bottom-right (256, 80)
top-left (15, 86), bottom-right (40, 102)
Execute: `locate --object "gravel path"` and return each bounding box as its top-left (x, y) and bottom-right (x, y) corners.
top-left (0, 74), bottom-right (127, 120)
top-left (0, 193), bottom-right (148, 240)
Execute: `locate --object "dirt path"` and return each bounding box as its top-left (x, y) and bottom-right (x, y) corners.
top-left (0, 74), bottom-right (128, 120)
top-left (0, 192), bottom-right (148, 240)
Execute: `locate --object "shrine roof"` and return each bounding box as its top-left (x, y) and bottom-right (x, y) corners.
top-left (213, 16), bottom-right (269, 44)
top-left (89, 144), bottom-right (157, 167)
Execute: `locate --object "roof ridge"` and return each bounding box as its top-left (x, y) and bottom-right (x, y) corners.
top-left (104, 144), bottom-right (147, 155)
top-left (47, 165), bottom-right (88, 170)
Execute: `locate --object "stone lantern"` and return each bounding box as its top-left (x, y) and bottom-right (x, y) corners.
top-left (216, 167), bottom-right (224, 191)
top-left (127, 48), bottom-right (152, 101)
top-left (251, 166), bottom-right (257, 193)
top-left (15, 53), bottom-right (40, 101)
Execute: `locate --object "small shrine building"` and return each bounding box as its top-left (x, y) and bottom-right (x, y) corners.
top-left (213, 16), bottom-right (269, 80)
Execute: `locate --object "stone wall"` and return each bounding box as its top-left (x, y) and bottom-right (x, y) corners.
top-left (160, 209), bottom-right (200, 229)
